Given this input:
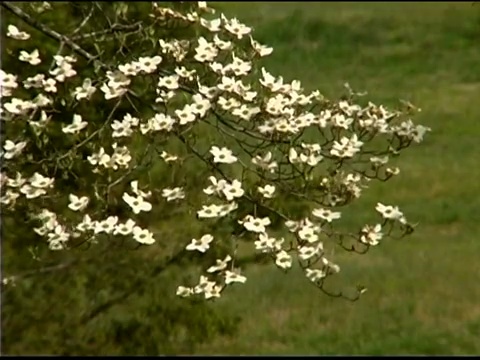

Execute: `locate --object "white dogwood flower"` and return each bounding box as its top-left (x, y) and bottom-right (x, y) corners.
top-left (68, 194), bottom-right (89, 212)
top-left (186, 234), bottom-right (214, 253)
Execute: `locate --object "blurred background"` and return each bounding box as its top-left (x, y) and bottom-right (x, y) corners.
top-left (2, 1), bottom-right (480, 355)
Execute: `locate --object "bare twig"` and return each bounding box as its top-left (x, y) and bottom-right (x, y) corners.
top-left (71, 22), bottom-right (143, 40)
top-left (3, 259), bottom-right (77, 283)
top-left (71, 3), bottom-right (95, 36)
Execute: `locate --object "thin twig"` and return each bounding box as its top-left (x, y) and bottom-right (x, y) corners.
top-left (71, 22), bottom-right (143, 40)
top-left (3, 259), bottom-right (77, 283)
top-left (71, 3), bottom-right (95, 36)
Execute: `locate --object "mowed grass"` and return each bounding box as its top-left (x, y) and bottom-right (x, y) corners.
top-left (195, 2), bottom-right (480, 355)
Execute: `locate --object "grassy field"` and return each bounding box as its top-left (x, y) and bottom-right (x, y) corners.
top-left (193, 2), bottom-right (480, 355)
top-left (2, 1), bottom-right (480, 356)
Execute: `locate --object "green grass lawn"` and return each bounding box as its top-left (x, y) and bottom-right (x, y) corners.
top-left (194, 2), bottom-right (480, 355)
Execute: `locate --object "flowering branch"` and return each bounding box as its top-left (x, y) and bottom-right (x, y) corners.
top-left (1, 2), bottom-right (104, 67)
top-left (1, 1), bottom-right (429, 310)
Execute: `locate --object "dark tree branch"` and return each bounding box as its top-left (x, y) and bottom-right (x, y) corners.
top-left (79, 247), bottom-right (188, 326)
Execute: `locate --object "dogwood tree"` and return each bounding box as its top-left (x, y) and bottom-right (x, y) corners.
top-left (1, 1), bottom-right (429, 311)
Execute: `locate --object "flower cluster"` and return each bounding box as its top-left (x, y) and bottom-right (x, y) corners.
top-left (1, 1), bottom-right (429, 300)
